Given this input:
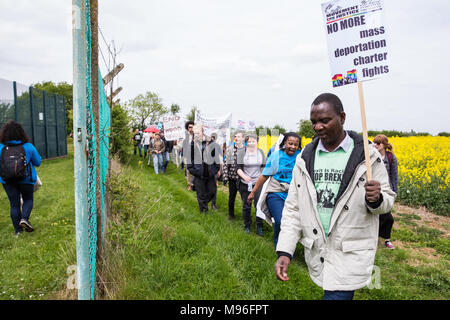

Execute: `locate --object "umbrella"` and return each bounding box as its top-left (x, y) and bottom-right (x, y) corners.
top-left (144, 126), bottom-right (160, 133)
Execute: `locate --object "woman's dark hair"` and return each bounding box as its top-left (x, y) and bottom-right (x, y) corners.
top-left (185, 121), bottom-right (195, 131)
top-left (0, 120), bottom-right (30, 144)
top-left (245, 133), bottom-right (259, 143)
top-left (279, 132), bottom-right (301, 150)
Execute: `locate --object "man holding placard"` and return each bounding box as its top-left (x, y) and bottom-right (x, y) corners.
top-left (274, 93), bottom-right (396, 300)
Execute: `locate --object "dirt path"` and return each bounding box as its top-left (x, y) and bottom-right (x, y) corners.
top-left (393, 203), bottom-right (450, 237)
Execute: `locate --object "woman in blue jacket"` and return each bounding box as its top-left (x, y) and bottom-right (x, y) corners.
top-left (0, 120), bottom-right (41, 235)
top-left (248, 132), bottom-right (301, 248)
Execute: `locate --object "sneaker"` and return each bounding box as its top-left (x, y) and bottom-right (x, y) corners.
top-left (384, 240), bottom-right (395, 249)
top-left (212, 204), bottom-right (218, 211)
top-left (244, 226), bottom-right (251, 234)
top-left (256, 226), bottom-right (263, 237)
top-left (19, 219), bottom-right (34, 232)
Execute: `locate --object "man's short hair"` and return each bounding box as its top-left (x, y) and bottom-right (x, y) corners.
top-left (311, 93), bottom-right (344, 115)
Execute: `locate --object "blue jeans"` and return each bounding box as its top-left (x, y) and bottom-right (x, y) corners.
top-left (323, 290), bottom-right (355, 300)
top-left (267, 193), bottom-right (286, 248)
top-left (2, 183), bottom-right (34, 233)
top-left (162, 151), bottom-right (170, 172)
top-left (153, 153), bottom-right (163, 174)
top-left (134, 143), bottom-right (142, 156)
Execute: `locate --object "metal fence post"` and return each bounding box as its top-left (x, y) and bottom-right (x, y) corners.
top-left (73, 0), bottom-right (91, 300)
top-left (43, 91), bottom-right (49, 158)
top-left (13, 81), bottom-right (18, 121)
top-left (63, 96), bottom-right (68, 155)
top-left (55, 94), bottom-right (60, 157)
top-left (29, 87), bottom-right (36, 145)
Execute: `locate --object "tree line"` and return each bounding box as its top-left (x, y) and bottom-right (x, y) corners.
top-left (28, 81), bottom-right (449, 163)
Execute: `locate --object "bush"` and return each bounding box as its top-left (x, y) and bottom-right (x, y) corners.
top-left (111, 104), bottom-right (132, 164)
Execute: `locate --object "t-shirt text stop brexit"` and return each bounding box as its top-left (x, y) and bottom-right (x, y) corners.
top-left (321, 0), bottom-right (389, 87)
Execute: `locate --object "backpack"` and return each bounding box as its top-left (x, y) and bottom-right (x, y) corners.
top-left (0, 143), bottom-right (30, 183)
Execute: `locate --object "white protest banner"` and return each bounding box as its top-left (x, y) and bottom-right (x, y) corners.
top-left (236, 119), bottom-right (257, 132)
top-left (162, 114), bottom-right (185, 141)
top-left (322, 0), bottom-right (389, 87)
top-left (195, 113), bottom-right (232, 146)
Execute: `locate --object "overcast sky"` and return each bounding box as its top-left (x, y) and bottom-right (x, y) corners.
top-left (1, 0), bottom-right (449, 134)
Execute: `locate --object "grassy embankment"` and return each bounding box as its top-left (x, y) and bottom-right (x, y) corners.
top-left (1, 148), bottom-right (448, 299)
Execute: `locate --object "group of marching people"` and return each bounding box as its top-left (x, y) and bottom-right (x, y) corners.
top-left (131, 129), bottom-right (173, 174)
top-left (181, 117), bottom-right (303, 249)
top-left (124, 92), bottom-right (400, 300)
top-left (0, 92), bottom-right (401, 300)
top-left (176, 93), bottom-right (399, 300)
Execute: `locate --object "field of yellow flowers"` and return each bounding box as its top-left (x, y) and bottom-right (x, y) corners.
top-left (258, 135), bottom-right (449, 216)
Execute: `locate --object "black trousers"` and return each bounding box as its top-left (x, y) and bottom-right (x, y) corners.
top-left (379, 211), bottom-right (394, 239)
top-left (238, 181), bottom-right (263, 228)
top-left (227, 179), bottom-right (239, 217)
top-left (194, 176), bottom-right (217, 212)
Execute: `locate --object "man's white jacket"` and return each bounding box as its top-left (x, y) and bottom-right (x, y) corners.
top-left (276, 131), bottom-right (396, 291)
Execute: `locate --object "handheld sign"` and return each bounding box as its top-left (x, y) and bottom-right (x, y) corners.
top-left (162, 114), bottom-right (185, 141)
top-left (321, 0), bottom-right (389, 180)
top-left (322, 0), bottom-right (389, 86)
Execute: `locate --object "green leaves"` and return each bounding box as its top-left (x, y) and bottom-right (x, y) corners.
top-left (126, 91), bottom-right (169, 129)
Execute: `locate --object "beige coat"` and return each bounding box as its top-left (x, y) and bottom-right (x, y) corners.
top-left (276, 131), bottom-right (396, 291)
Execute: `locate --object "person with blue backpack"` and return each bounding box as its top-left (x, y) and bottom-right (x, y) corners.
top-left (0, 120), bottom-right (41, 235)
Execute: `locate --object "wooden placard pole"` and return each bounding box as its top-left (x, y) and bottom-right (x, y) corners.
top-left (357, 81), bottom-right (372, 181)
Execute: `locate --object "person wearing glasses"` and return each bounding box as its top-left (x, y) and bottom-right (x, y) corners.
top-left (222, 130), bottom-right (245, 221)
top-left (274, 93), bottom-right (396, 300)
top-left (183, 121), bottom-right (195, 191)
top-left (373, 134), bottom-right (398, 249)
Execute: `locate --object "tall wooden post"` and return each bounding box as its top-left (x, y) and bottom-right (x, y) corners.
top-left (357, 82), bottom-right (372, 181)
top-left (89, 0), bottom-right (103, 280)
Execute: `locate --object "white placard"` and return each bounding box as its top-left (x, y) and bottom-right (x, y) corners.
top-left (195, 113), bottom-right (232, 146)
top-left (162, 114), bottom-right (185, 141)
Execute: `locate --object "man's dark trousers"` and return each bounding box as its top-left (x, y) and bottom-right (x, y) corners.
top-left (194, 176), bottom-right (216, 212)
top-left (227, 179), bottom-right (238, 218)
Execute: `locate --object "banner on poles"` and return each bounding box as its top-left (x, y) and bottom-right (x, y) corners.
top-left (195, 113), bottom-right (232, 146)
top-left (162, 114), bottom-right (185, 141)
top-left (236, 119), bottom-right (257, 132)
top-left (321, 0), bottom-right (389, 87)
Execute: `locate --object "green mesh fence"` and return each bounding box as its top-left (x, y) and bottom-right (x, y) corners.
top-left (0, 78), bottom-right (67, 159)
top-left (84, 0), bottom-right (110, 299)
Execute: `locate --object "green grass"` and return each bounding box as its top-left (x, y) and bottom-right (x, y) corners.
top-left (1, 149), bottom-right (448, 300)
top-left (102, 155), bottom-right (450, 300)
top-left (0, 147), bottom-right (76, 300)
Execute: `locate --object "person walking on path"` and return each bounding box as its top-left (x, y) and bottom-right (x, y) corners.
top-left (131, 128), bottom-right (142, 157)
top-left (183, 121), bottom-right (195, 191)
top-left (237, 134), bottom-right (266, 236)
top-left (373, 134), bottom-right (398, 250)
top-left (160, 131), bottom-right (173, 173)
top-left (248, 132), bottom-right (301, 247)
top-left (187, 125), bottom-right (221, 213)
top-left (222, 130), bottom-right (245, 220)
top-left (142, 130), bottom-right (152, 160)
top-left (274, 93), bottom-right (396, 300)
top-left (150, 133), bottom-right (165, 174)
top-left (207, 133), bottom-right (221, 211)
top-left (0, 120), bottom-right (41, 235)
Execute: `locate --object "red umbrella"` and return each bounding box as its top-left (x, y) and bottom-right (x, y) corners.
top-left (144, 126), bottom-right (160, 133)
